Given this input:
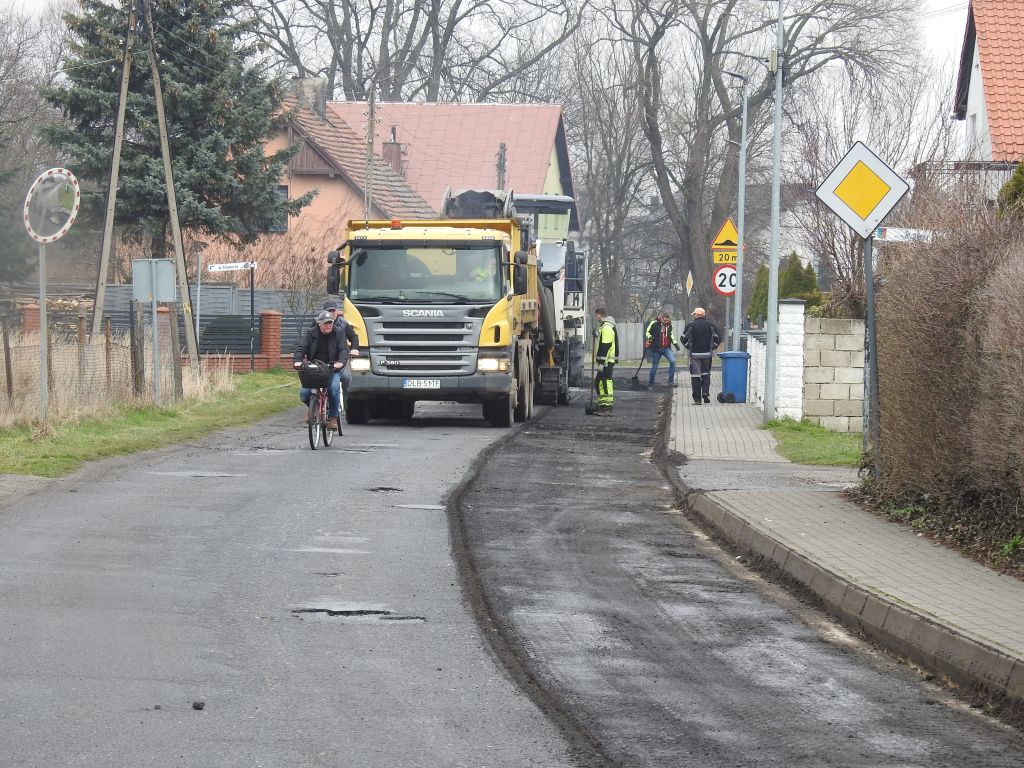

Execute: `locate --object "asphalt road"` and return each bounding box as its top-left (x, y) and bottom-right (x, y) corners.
top-left (454, 386), bottom-right (1024, 767)
top-left (0, 402), bottom-right (576, 768)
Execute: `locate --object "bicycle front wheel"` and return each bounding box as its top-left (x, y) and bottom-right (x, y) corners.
top-left (308, 395), bottom-right (322, 449)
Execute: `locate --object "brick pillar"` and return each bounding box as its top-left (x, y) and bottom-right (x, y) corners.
top-left (775, 299), bottom-right (806, 420)
top-left (22, 304), bottom-right (39, 334)
top-left (259, 310), bottom-right (282, 363)
top-left (156, 305), bottom-right (172, 349)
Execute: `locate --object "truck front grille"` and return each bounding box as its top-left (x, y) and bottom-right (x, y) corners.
top-left (367, 317), bottom-right (480, 375)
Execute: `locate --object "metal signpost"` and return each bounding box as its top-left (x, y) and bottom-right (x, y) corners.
top-left (132, 259), bottom-right (177, 405)
top-left (208, 262), bottom-right (258, 371)
top-left (711, 219), bottom-right (739, 344)
top-left (22, 168), bottom-right (81, 424)
top-left (815, 141), bottom-right (909, 477)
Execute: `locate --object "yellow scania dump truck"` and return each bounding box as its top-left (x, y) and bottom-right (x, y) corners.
top-left (326, 189), bottom-right (581, 427)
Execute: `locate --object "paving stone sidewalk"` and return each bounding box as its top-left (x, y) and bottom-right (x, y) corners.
top-left (668, 373), bottom-right (1024, 704)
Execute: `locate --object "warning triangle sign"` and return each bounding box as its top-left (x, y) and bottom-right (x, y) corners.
top-left (712, 218), bottom-right (739, 249)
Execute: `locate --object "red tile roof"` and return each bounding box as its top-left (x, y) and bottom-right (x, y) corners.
top-left (286, 99), bottom-right (436, 218)
top-left (957, 1), bottom-right (1024, 160)
top-left (328, 102), bottom-right (568, 211)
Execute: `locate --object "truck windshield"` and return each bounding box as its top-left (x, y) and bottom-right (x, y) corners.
top-left (348, 246), bottom-right (503, 303)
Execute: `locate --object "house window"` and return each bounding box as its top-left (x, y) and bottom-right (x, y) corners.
top-left (268, 185), bottom-right (289, 232)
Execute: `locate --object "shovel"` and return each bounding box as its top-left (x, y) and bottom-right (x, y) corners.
top-left (630, 352), bottom-right (646, 389)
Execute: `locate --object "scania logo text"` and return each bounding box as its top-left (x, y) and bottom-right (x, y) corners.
top-left (402, 309), bottom-right (444, 317)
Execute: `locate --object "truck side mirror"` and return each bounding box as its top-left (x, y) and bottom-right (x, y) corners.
top-left (327, 250), bottom-right (341, 294)
top-left (513, 250), bottom-right (528, 295)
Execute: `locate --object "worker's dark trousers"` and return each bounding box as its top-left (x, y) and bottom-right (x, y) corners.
top-left (689, 355), bottom-right (712, 402)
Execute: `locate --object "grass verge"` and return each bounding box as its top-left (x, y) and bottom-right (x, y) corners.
top-left (764, 417), bottom-right (863, 467)
top-left (0, 370), bottom-right (297, 477)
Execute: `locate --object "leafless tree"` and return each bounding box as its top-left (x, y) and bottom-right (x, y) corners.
top-left (602, 0), bottom-right (918, 318)
top-left (236, 0), bottom-right (586, 102)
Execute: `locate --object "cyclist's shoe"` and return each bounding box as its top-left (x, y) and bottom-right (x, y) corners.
top-left (328, 417), bottom-right (339, 430)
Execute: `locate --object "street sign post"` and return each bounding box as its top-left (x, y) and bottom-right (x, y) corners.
top-left (815, 142), bottom-right (909, 477)
top-left (132, 259), bottom-right (177, 405)
top-left (208, 262), bottom-right (258, 371)
top-left (711, 219), bottom-right (739, 344)
top-left (23, 168), bottom-right (81, 424)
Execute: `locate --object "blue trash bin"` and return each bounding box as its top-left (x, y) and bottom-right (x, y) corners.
top-left (717, 351), bottom-right (750, 403)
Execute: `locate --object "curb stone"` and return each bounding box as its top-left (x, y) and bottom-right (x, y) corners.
top-left (681, 487), bottom-right (1024, 709)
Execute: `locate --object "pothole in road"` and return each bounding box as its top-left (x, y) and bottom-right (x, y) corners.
top-left (367, 486), bottom-right (402, 493)
top-left (291, 601), bottom-right (425, 623)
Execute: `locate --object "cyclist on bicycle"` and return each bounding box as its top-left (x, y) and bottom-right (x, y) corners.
top-left (319, 299), bottom-right (359, 404)
top-left (293, 310), bottom-right (349, 430)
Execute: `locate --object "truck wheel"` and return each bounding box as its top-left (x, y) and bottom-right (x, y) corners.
top-left (346, 399), bottom-right (369, 424)
top-left (489, 393), bottom-right (514, 428)
top-left (514, 369), bottom-right (528, 423)
top-left (397, 400), bottom-right (415, 419)
top-left (482, 401), bottom-right (491, 421)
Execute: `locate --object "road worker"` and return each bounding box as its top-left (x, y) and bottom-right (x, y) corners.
top-left (681, 307), bottom-right (721, 405)
top-left (594, 307), bottom-right (618, 416)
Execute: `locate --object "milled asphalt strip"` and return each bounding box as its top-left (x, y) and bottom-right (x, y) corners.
top-left (446, 405), bottom-right (617, 768)
top-left (659, 388), bottom-right (1024, 717)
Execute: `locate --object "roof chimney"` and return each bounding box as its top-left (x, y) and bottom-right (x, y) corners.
top-left (381, 125), bottom-right (404, 176)
top-left (292, 76), bottom-right (328, 118)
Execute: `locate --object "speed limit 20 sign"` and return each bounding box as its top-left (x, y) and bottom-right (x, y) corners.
top-left (713, 264), bottom-right (737, 296)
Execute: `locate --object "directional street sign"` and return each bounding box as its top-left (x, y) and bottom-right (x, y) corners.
top-left (711, 218), bottom-right (739, 264)
top-left (874, 226), bottom-right (933, 243)
top-left (712, 264), bottom-right (737, 296)
top-left (815, 142), bottom-right (909, 239)
top-left (208, 261), bottom-right (257, 272)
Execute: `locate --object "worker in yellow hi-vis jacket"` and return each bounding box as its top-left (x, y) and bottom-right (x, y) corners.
top-left (594, 307), bottom-right (618, 416)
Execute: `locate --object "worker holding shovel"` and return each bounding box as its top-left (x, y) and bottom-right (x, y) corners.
top-left (644, 311), bottom-right (681, 389)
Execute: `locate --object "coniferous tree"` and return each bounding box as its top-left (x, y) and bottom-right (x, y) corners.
top-left (746, 264), bottom-right (769, 324)
top-left (42, 0), bottom-right (313, 259)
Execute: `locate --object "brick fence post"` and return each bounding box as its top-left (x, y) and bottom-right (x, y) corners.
top-left (22, 303), bottom-right (39, 334)
top-left (259, 310), bottom-right (282, 370)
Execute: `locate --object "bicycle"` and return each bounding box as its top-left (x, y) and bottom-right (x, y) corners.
top-left (296, 360), bottom-right (342, 450)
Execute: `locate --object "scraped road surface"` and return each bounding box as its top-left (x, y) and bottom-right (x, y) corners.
top-left (455, 388), bottom-right (1024, 767)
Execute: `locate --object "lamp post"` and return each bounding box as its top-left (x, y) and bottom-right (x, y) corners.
top-left (724, 70), bottom-right (748, 352)
top-left (763, 0), bottom-right (785, 422)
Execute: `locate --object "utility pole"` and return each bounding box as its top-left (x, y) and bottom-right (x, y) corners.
top-left (496, 143), bottom-right (507, 190)
top-left (724, 71), bottom-right (748, 351)
top-left (364, 85), bottom-right (376, 220)
top-left (763, 0), bottom-right (785, 422)
top-left (92, 2), bottom-right (137, 339)
top-left (140, 0), bottom-right (199, 373)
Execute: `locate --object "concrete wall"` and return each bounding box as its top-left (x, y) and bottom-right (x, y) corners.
top-left (802, 318), bottom-right (865, 433)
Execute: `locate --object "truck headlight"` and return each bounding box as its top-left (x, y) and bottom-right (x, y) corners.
top-left (478, 356), bottom-right (510, 372)
top-left (351, 357), bottom-right (371, 372)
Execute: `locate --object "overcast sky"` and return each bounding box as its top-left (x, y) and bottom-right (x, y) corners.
top-left (7, 0), bottom-right (974, 80)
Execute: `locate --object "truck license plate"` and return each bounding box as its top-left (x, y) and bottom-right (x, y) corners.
top-left (403, 378), bottom-right (441, 389)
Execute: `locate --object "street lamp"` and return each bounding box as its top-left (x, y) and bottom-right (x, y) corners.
top-left (763, 0), bottom-right (785, 422)
top-left (723, 70), bottom-right (748, 352)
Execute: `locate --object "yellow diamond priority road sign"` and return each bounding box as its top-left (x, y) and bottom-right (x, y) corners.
top-left (815, 142), bottom-right (909, 239)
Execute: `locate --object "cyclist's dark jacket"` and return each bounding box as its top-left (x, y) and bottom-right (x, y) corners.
top-left (293, 325), bottom-right (350, 368)
top-left (308, 316), bottom-right (360, 347)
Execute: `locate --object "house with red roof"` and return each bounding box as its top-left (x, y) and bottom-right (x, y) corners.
top-left (212, 88), bottom-right (576, 289)
top-left (953, 0), bottom-right (1024, 195)
top-left (329, 101), bottom-right (578, 228)
top-left (204, 83), bottom-right (435, 288)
